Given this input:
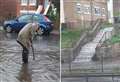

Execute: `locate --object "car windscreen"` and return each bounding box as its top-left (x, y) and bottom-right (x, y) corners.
top-left (32, 14), bottom-right (46, 22)
top-left (18, 15), bottom-right (32, 22)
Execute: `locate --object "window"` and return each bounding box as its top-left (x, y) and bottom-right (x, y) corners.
top-left (76, 3), bottom-right (82, 14)
top-left (18, 15), bottom-right (32, 22)
top-left (33, 15), bottom-right (40, 22)
top-left (33, 15), bottom-right (45, 22)
top-left (29, 0), bottom-right (36, 6)
top-left (94, 6), bottom-right (101, 16)
top-left (84, 5), bottom-right (90, 14)
top-left (21, 0), bottom-right (27, 5)
top-left (102, 8), bottom-right (106, 16)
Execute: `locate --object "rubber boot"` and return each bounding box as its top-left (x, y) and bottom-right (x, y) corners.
top-left (22, 49), bottom-right (28, 64)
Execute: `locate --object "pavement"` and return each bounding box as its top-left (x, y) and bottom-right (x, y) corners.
top-left (51, 30), bottom-right (59, 35)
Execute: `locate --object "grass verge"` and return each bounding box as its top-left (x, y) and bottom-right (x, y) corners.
top-left (104, 33), bottom-right (120, 45)
top-left (106, 34), bottom-right (120, 44)
top-left (61, 28), bottom-right (83, 48)
top-left (101, 22), bottom-right (113, 29)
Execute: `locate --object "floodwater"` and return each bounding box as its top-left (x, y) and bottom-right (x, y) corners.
top-left (0, 31), bottom-right (60, 82)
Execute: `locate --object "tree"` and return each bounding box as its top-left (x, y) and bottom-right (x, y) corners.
top-left (51, 0), bottom-right (60, 13)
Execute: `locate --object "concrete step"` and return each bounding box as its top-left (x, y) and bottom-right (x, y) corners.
top-left (73, 27), bottom-right (114, 63)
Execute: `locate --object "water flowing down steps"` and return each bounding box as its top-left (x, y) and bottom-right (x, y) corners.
top-left (73, 27), bottom-right (114, 63)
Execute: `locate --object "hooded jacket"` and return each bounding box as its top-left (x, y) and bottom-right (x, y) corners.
top-left (17, 23), bottom-right (39, 49)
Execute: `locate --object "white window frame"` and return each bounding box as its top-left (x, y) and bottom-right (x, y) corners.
top-left (76, 3), bottom-right (82, 14)
top-left (102, 8), bottom-right (106, 16)
top-left (20, 10), bottom-right (36, 14)
top-left (29, 0), bottom-right (36, 6)
top-left (21, 0), bottom-right (27, 6)
top-left (94, 6), bottom-right (101, 16)
top-left (84, 5), bottom-right (90, 14)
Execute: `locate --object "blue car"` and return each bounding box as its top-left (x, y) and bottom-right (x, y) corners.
top-left (3, 13), bottom-right (53, 35)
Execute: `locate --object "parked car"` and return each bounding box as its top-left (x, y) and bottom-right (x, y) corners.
top-left (3, 13), bottom-right (53, 35)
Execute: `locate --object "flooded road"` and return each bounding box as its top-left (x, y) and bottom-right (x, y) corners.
top-left (0, 31), bottom-right (60, 82)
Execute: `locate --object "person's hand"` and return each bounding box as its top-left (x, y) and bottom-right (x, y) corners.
top-left (36, 28), bottom-right (43, 36)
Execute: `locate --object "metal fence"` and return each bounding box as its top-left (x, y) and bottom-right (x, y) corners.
top-left (71, 32), bottom-right (117, 70)
top-left (62, 75), bottom-right (120, 82)
top-left (61, 23), bottom-right (120, 81)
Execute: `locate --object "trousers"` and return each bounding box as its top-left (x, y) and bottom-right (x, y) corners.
top-left (17, 40), bottom-right (29, 63)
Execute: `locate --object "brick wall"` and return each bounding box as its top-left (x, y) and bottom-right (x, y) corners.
top-left (0, 0), bottom-right (19, 18)
top-left (63, 0), bottom-right (107, 28)
top-left (20, 0), bottom-right (45, 14)
top-left (21, 6), bottom-right (36, 11)
top-left (113, 0), bottom-right (120, 16)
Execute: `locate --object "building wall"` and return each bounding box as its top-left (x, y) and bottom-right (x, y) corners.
top-left (20, 0), bottom-right (37, 14)
top-left (63, 0), bottom-right (107, 28)
top-left (0, 0), bottom-right (18, 18)
top-left (113, 0), bottom-right (120, 16)
top-left (20, 0), bottom-right (51, 14)
top-left (0, 0), bottom-right (52, 17)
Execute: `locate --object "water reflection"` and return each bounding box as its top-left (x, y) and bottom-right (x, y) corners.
top-left (18, 64), bottom-right (32, 82)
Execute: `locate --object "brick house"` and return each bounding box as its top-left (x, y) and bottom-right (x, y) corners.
top-left (0, 0), bottom-right (19, 20)
top-left (20, 0), bottom-right (51, 14)
top-left (20, 0), bottom-right (38, 14)
top-left (61, 0), bottom-right (107, 28)
top-left (0, 0), bottom-right (51, 24)
top-left (113, 0), bottom-right (120, 16)
top-left (0, 0), bottom-right (51, 17)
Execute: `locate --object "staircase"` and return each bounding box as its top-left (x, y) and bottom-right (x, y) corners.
top-left (73, 27), bottom-right (114, 63)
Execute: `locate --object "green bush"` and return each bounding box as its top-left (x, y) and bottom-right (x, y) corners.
top-left (47, 6), bottom-right (59, 21)
top-left (61, 28), bottom-right (82, 48)
top-left (106, 34), bottom-right (120, 44)
top-left (101, 22), bottom-right (113, 29)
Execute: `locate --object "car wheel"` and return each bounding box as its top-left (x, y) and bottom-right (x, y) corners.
top-left (6, 26), bottom-right (12, 33)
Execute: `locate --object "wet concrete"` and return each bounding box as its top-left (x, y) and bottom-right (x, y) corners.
top-left (62, 77), bottom-right (120, 82)
top-left (0, 31), bottom-right (60, 82)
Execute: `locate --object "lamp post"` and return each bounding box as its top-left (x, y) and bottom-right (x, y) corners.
top-left (90, 0), bottom-right (93, 28)
top-left (27, 0), bottom-right (29, 13)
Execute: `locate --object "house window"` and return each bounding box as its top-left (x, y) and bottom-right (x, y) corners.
top-left (76, 3), bottom-right (82, 14)
top-left (84, 5), bottom-right (90, 14)
top-left (102, 8), bottom-right (106, 16)
top-left (94, 6), bottom-right (101, 16)
top-left (29, 0), bottom-right (36, 6)
top-left (21, 0), bottom-right (27, 5)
